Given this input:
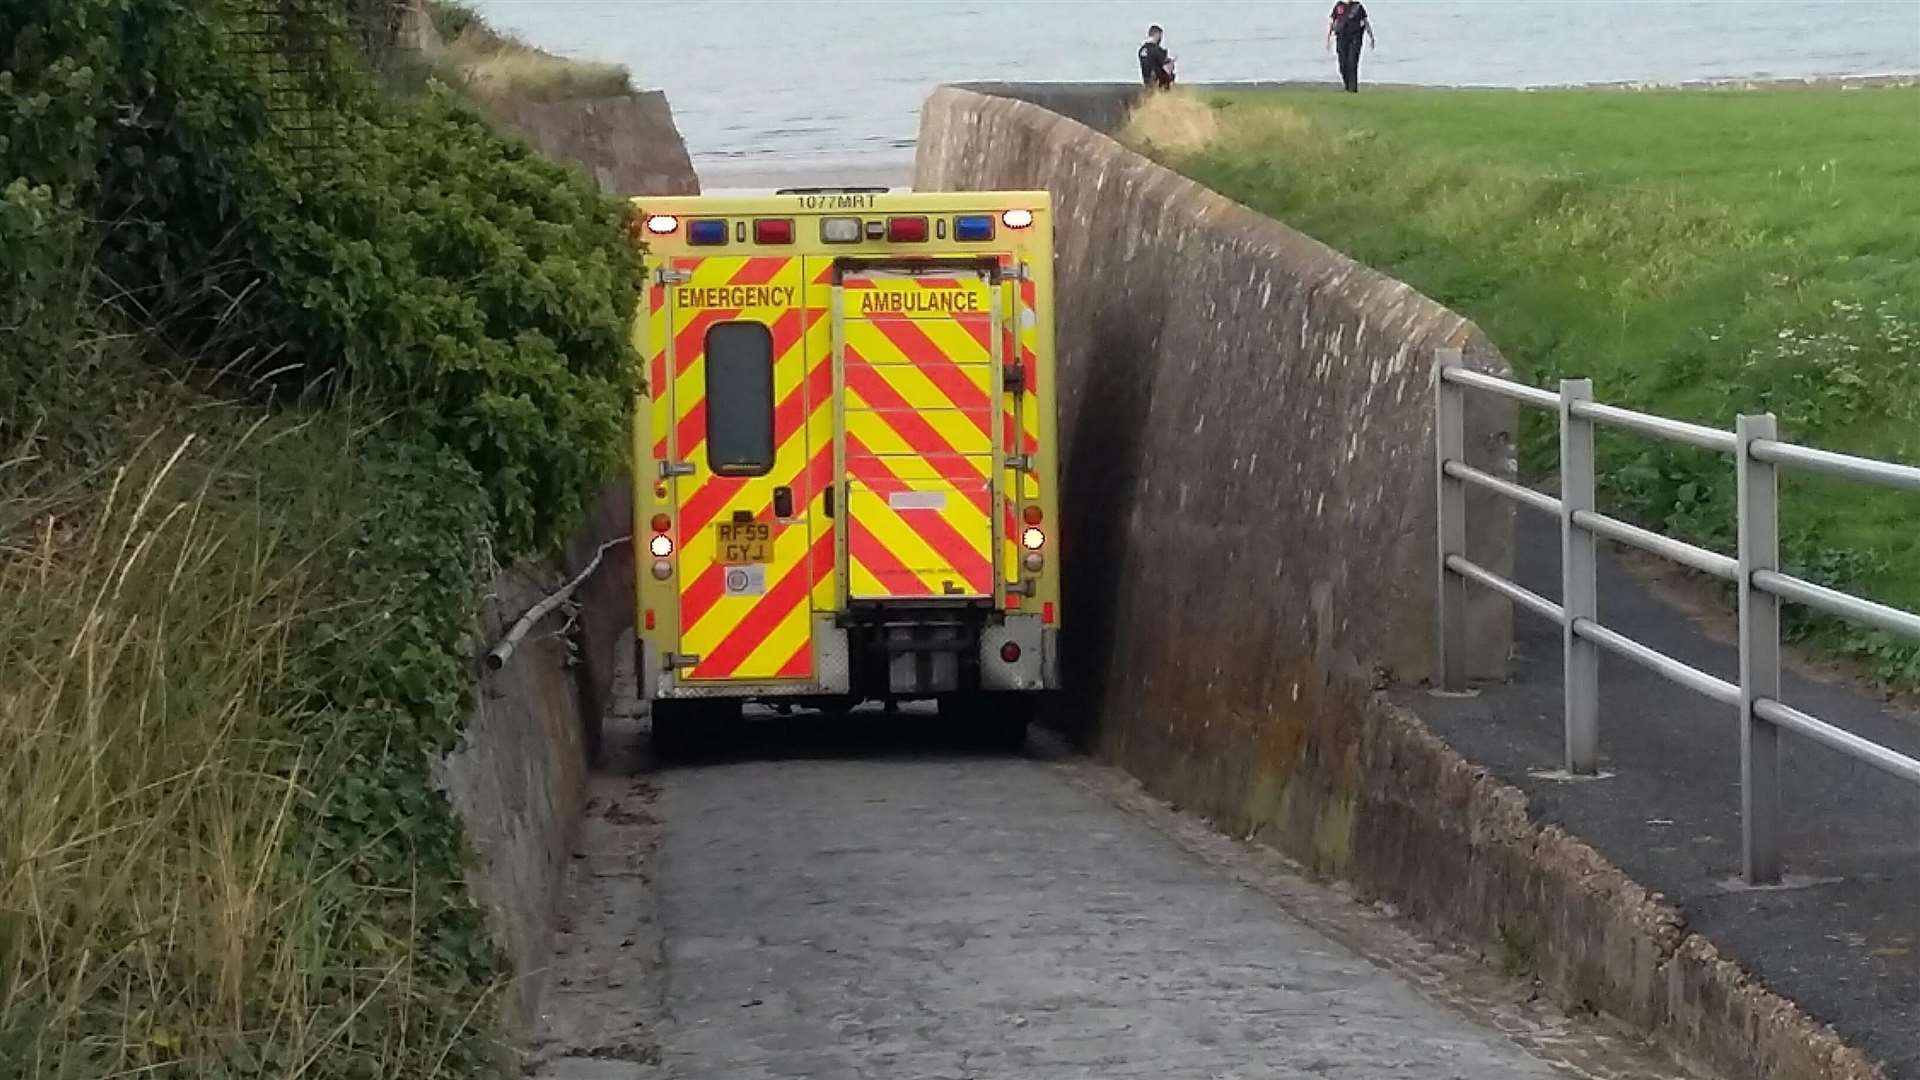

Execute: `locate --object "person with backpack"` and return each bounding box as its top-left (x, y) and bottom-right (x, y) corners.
top-left (1326, 1), bottom-right (1376, 93)
top-left (1138, 24), bottom-right (1175, 91)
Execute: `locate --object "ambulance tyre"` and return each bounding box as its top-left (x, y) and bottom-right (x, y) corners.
top-left (949, 693), bottom-right (1028, 754)
top-left (649, 699), bottom-right (742, 759)
top-left (983, 708), bottom-right (1029, 754)
top-left (648, 700), bottom-right (694, 759)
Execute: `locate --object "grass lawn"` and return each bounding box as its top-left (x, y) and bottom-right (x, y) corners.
top-left (1125, 86), bottom-right (1920, 684)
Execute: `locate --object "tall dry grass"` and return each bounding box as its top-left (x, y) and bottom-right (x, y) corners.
top-left (1121, 90), bottom-right (1315, 163)
top-left (0, 426), bottom-right (314, 1075)
top-left (1120, 90), bottom-right (1226, 160)
top-left (433, 19), bottom-right (631, 103)
top-left (0, 405), bottom-right (493, 1076)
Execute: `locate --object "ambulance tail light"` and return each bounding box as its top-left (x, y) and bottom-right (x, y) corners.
top-left (821, 216), bottom-right (862, 243)
top-left (753, 218), bottom-right (794, 244)
top-left (887, 215), bottom-right (929, 243)
top-left (643, 214), bottom-right (680, 235)
top-left (1020, 526), bottom-right (1045, 551)
top-left (1022, 505), bottom-right (1043, 526)
top-left (649, 513), bottom-right (675, 564)
top-left (1001, 208), bottom-right (1034, 229)
top-left (954, 214), bottom-right (995, 242)
top-left (687, 218), bottom-right (728, 246)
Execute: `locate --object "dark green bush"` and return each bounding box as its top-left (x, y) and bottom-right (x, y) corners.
top-left (2, 1), bottom-right (646, 1073)
top-left (4, 0), bottom-right (641, 556)
top-left (229, 95), bottom-right (641, 551)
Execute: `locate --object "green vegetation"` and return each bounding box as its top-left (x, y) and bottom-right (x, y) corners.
top-left (2, 1), bottom-right (643, 1075)
top-left (425, 1), bottom-right (634, 103)
top-left (1127, 86), bottom-right (1920, 684)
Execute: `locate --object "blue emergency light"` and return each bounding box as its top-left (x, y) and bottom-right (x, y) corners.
top-left (953, 214), bottom-right (996, 242)
top-left (687, 218), bottom-right (729, 246)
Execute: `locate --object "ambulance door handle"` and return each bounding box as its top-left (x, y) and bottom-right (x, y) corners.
top-left (1004, 361), bottom-right (1027, 395)
top-left (773, 486), bottom-right (794, 519)
top-left (822, 485), bottom-right (835, 519)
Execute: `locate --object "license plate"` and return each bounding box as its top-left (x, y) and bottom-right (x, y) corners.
top-left (715, 521), bottom-right (773, 564)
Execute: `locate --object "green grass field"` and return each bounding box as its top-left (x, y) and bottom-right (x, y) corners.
top-left (1127, 86), bottom-right (1920, 683)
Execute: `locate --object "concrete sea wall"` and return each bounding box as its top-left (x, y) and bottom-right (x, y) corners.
top-left (916, 83), bottom-right (1515, 708)
top-left (915, 84), bottom-right (1881, 1080)
top-left (480, 92), bottom-right (700, 198)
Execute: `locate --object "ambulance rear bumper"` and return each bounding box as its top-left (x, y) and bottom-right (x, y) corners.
top-left (636, 616), bottom-right (1059, 699)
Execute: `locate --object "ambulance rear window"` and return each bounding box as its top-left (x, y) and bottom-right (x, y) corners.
top-left (703, 321), bottom-right (775, 476)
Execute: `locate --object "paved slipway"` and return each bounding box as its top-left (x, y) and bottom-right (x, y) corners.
top-left (528, 695), bottom-right (1706, 1080)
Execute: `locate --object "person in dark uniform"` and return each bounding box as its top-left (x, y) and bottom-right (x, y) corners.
top-left (1138, 24), bottom-right (1175, 91)
top-left (1326, 1), bottom-right (1376, 93)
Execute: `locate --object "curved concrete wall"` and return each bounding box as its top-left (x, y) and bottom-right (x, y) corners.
top-left (916, 85), bottom-right (1514, 711)
top-left (914, 85), bottom-right (1881, 1080)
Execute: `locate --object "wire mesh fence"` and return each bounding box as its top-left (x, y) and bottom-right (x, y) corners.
top-left (222, 0), bottom-right (420, 170)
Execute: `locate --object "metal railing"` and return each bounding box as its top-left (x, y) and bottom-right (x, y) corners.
top-left (1432, 348), bottom-right (1920, 885)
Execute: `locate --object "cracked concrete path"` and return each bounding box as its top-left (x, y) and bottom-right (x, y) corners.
top-left (530, 711), bottom-right (1704, 1080)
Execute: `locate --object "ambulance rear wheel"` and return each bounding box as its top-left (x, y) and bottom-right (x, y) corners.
top-left (946, 694), bottom-right (1028, 754)
top-left (982, 709), bottom-right (1029, 754)
top-left (649, 700), bottom-right (693, 759)
top-left (650, 699), bottom-right (742, 760)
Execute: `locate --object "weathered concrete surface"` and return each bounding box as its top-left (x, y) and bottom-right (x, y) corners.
top-left (436, 483), bottom-right (642, 1033)
top-left (527, 679), bottom-right (663, 1076)
top-left (913, 86), bottom-right (1883, 1080)
top-left (917, 86), bottom-right (1515, 689)
top-left (650, 753), bottom-right (1554, 1078)
top-left (438, 563), bottom-right (594, 1032)
top-left (914, 86), bottom-right (1513, 863)
top-left (533, 705), bottom-right (1706, 1079)
top-left (480, 92), bottom-right (700, 198)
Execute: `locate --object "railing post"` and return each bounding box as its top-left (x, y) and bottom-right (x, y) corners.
top-left (1559, 379), bottom-right (1600, 775)
top-left (1738, 413), bottom-right (1783, 885)
top-left (1433, 348), bottom-right (1468, 692)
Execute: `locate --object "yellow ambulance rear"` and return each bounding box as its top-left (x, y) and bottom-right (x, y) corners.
top-left (629, 190), bottom-right (1061, 748)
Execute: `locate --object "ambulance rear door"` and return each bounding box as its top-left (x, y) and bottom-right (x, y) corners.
top-left (662, 255), bottom-right (817, 681)
top-left (828, 258), bottom-right (1004, 603)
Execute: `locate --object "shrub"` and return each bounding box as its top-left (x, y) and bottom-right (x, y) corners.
top-left (1, 1), bottom-right (652, 1073)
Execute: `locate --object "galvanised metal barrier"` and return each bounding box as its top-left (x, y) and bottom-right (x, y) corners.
top-left (1432, 348), bottom-right (1920, 885)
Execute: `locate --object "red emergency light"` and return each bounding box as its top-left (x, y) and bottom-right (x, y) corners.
top-left (887, 216), bottom-right (929, 243)
top-left (754, 218), bottom-right (794, 244)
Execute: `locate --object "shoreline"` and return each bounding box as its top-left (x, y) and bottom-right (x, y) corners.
top-left (694, 153), bottom-right (914, 193)
top-left (665, 72), bottom-right (1917, 188)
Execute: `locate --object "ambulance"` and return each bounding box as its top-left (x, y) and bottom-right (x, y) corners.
top-left (629, 190), bottom-right (1062, 749)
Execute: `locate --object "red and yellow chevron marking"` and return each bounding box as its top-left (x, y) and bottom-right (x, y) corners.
top-left (670, 255), bottom-right (819, 681)
top-left (841, 274), bottom-right (999, 600)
